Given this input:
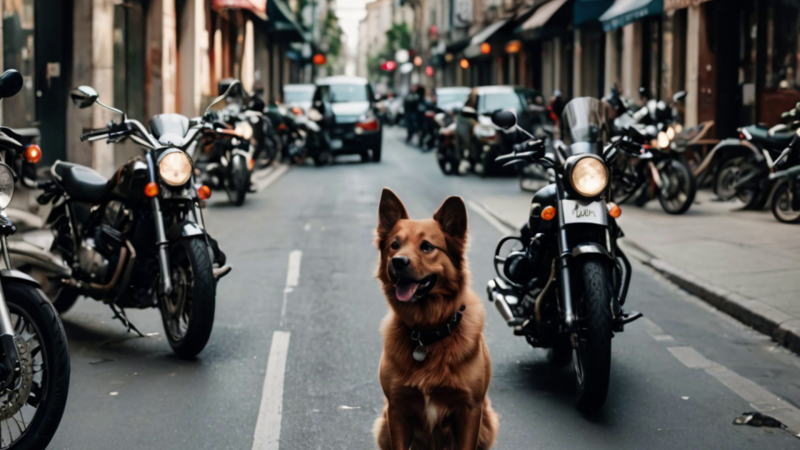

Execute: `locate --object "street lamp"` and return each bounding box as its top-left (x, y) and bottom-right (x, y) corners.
top-left (459, 58), bottom-right (469, 70)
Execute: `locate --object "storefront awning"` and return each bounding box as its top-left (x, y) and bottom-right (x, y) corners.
top-left (663, 0), bottom-right (710, 12)
top-left (574, 0), bottom-right (615, 26)
top-left (213, 0), bottom-right (267, 20)
top-left (520, 0), bottom-right (569, 32)
top-left (599, 0), bottom-right (663, 31)
top-left (267, 0), bottom-right (307, 42)
top-left (463, 19), bottom-right (511, 58)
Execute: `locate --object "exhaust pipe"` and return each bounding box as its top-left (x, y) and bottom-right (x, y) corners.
top-left (486, 278), bottom-right (518, 326)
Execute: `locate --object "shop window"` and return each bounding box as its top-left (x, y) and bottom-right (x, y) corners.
top-left (2, 0), bottom-right (35, 128)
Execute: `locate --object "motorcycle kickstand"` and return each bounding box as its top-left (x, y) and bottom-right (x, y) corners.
top-left (109, 304), bottom-right (145, 337)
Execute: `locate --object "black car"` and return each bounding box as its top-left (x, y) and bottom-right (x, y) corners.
top-left (454, 85), bottom-right (537, 175)
top-left (309, 76), bottom-right (382, 164)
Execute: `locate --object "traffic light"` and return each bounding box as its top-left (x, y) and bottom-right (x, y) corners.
top-left (312, 53), bottom-right (326, 65)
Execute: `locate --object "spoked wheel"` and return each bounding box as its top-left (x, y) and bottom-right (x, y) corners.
top-left (572, 258), bottom-right (612, 412)
top-left (657, 159), bottom-right (696, 214)
top-left (226, 154), bottom-right (249, 206)
top-left (160, 237), bottom-right (216, 359)
top-left (771, 180), bottom-right (800, 223)
top-left (714, 158), bottom-right (762, 208)
top-left (0, 282), bottom-right (69, 450)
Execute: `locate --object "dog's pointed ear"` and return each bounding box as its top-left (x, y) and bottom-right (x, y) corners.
top-left (378, 188), bottom-right (408, 235)
top-left (433, 196), bottom-right (467, 239)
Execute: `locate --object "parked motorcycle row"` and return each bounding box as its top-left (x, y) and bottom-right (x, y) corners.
top-left (0, 67), bottom-right (317, 447)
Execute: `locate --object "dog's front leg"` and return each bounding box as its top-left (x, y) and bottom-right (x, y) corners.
top-left (387, 403), bottom-right (412, 450)
top-left (453, 405), bottom-right (483, 450)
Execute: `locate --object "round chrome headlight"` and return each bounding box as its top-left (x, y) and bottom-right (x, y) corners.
top-left (569, 156), bottom-right (608, 198)
top-left (158, 150), bottom-right (192, 187)
top-left (666, 126), bottom-right (676, 140)
top-left (0, 163), bottom-right (14, 209)
top-left (657, 131), bottom-right (671, 149)
top-left (235, 121), bottom-right (254, 140)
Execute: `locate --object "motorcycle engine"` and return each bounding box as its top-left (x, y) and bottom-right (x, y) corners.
top-left (78, 201), bottom-right (131, 283)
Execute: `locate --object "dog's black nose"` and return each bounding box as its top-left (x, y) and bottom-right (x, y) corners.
top-left (391, 256), bottom-right (410, 270)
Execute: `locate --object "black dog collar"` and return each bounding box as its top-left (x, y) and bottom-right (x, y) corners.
top-left (409, 305), bottom-right (466, 362)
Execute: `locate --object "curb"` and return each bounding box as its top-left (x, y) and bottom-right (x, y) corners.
top-left (474, 199), bottom-right (800, 356)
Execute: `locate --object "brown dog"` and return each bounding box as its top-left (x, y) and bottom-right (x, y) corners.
top-left (372, 188), bottom-right (498, 450)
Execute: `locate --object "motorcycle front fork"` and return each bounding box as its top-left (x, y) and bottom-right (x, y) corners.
top-left (0, 235), bottom-right (20, 387)
top-left (151, 196), bottom-right (173, 296)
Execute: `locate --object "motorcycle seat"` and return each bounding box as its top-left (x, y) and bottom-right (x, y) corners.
top-left (745, 125), bottom-right (794, 150)
top-left (149, 113), bottom-right (190, 147)
top-left (52, 160), bottom-right (109, 203)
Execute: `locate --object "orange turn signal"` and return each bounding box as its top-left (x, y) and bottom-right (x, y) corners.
top-left (144, 182), bottom-right (159, 198)
top-left (541, 206), bottom-right (557, 221)
top-left (607, 202), bottom-right (622, 219)
top-left (24, 144), bottom-right (42, 164)
top-left (197, 185), bottom-right (212, 200)
top-left (248, 157), bottom-right (255, 171)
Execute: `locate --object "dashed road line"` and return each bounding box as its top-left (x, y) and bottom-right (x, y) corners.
top-left (252, 331), bottom-right (291, 450)
top-left (280, 250), bottom-right (302, 326)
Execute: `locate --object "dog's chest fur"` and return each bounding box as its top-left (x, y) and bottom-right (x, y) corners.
top-left (423, 393), bottom-right (442, 430)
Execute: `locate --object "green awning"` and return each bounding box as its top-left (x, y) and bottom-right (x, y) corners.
top-left (267, 0), bottom-right (307, 42)
top-left (599, 0), bottom-right (662, 31)
top-left (574, 0), bottom-right (614, 26)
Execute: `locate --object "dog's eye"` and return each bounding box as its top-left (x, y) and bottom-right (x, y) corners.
top-left (420, 241), bottom-right (435, 253)
top-left (390, 240), bottom-right (401, 250)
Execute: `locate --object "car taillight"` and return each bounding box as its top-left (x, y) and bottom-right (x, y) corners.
top-left (356, 118), bottom-right (379, 132)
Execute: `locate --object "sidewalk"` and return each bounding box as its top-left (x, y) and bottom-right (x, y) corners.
top-left (473, 189), bottom-right (800, 354)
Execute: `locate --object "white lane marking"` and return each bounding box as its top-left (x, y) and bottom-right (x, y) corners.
top-left (467, 200), bottom-right (514, 235)
top-left (280, 250), bottom-right (302, 327)
top-left (667, 345), bottom-right (800, 433)
top-left (254, 164), bottom-right (289, 192)
top-left (252, 331), bottom-right (291, 450)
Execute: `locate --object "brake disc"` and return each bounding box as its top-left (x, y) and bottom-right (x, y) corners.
top-left (0, 336), bottom-right (34, 420)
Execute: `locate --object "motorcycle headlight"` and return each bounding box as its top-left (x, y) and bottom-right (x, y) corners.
top-left (657, 131), bottom-right (671, 149)
top-left (158, 150), bottom-right (193, 187)
top-left (0, 163), bottom-right (15, 209)
top-left (568, 155), bottom-right (608, 198)
top-left (235, 122), bottom-right (254, 140)
top-left (666, 126), bottom-right (675, 140)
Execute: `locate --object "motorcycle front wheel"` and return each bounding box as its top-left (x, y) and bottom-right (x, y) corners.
top-left (771, 180), bottom-right (800, 223)
top-left (0, 281), bottom-right (70, 449)
top-left (226, 154), bottom-right (250, 206)
top-left (160, 237), bottom-right (216, 359)
top-left (436, 145), bottom-right (458, 175)
top-left (714, 158), bottom-right (763, 208)
top-left (657, 159), bottom-right (696, 214)
top-left (573, 258), bottom-right (612, 411)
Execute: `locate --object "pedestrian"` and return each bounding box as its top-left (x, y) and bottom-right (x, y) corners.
top-left (404, 85), bottom-right (421, 143)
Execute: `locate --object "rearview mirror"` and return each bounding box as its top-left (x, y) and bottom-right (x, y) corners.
top-left (490, 109), bottom-right (517, 130)
top-left (0, 70), bottom-right (23, 99)
top-left (70, 86), bottom-right (99, 109)
top-left (672, 90), bottom-right (687, 103)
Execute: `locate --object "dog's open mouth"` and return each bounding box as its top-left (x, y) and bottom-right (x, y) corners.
top-left (395, 275), bottom-right (437, 302)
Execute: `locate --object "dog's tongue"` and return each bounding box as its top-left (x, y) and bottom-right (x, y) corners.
top-left (395, 282), bottom-right (419, 302)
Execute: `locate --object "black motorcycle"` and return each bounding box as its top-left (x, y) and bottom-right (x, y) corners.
top-left (17, 84), bottom-right (227, 358)
top-left (712, 103), bottom-right (800, 209)
top-left (0, 69), bottom-right (70, 448)
top-left (486, 99), bottom-right (641, 411)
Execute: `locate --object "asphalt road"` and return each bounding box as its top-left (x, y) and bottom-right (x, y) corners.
top-left (48, 127), bottom-right (800, 449)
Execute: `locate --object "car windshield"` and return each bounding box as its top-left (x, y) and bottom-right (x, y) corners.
top-left (437, 89), bottom-right (469, 106)
top-left (328, 84), bottom-right (369, 103)
top-left (284, 86), bottom-right (314, 104)
top-left (561, 97), bottom-right (609, 144)
top-left (479, 91), bottom-right (522, 114)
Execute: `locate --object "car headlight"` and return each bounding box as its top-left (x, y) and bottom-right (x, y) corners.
top-left (568, 155), bottom-right (608, 198)
top-left (657, 131), bottom-right (670, 149)
top-left (0, 163), bottom-right (14, 209)
top-left (235, 121), bottom-right (254, 140)
top-left (473, 123), bottom-right (496, 140)
top-left (158, 150), bottom-right (193, 187)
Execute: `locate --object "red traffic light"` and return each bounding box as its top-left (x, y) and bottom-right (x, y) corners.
top-left (312, 53), bottom-right (326, 65)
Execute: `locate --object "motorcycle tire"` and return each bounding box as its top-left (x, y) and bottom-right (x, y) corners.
top-left (160, 237), bottom-right (216, 359)
top-left (226, 154), bottom-right (249, 206)
top-left (657, 159), bottom-right (696, 215)
top-left (771, 180), bottom-right (800, 223)
top-left (20, 266), bottom-right (79, 314)
top-left (255, 135), bottom-right (279, 169)
top-left (1, 281), bottom-right (70, 450)
top-left (436, 147), bottom-right (458, 175)
top-left (573, 258), bottom-right (612, 412)
top-left (714, 158), bottom-right (762, 209)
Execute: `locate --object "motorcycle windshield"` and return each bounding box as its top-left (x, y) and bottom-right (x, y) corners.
top-left (560, 97), bottom-right (609, 146)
